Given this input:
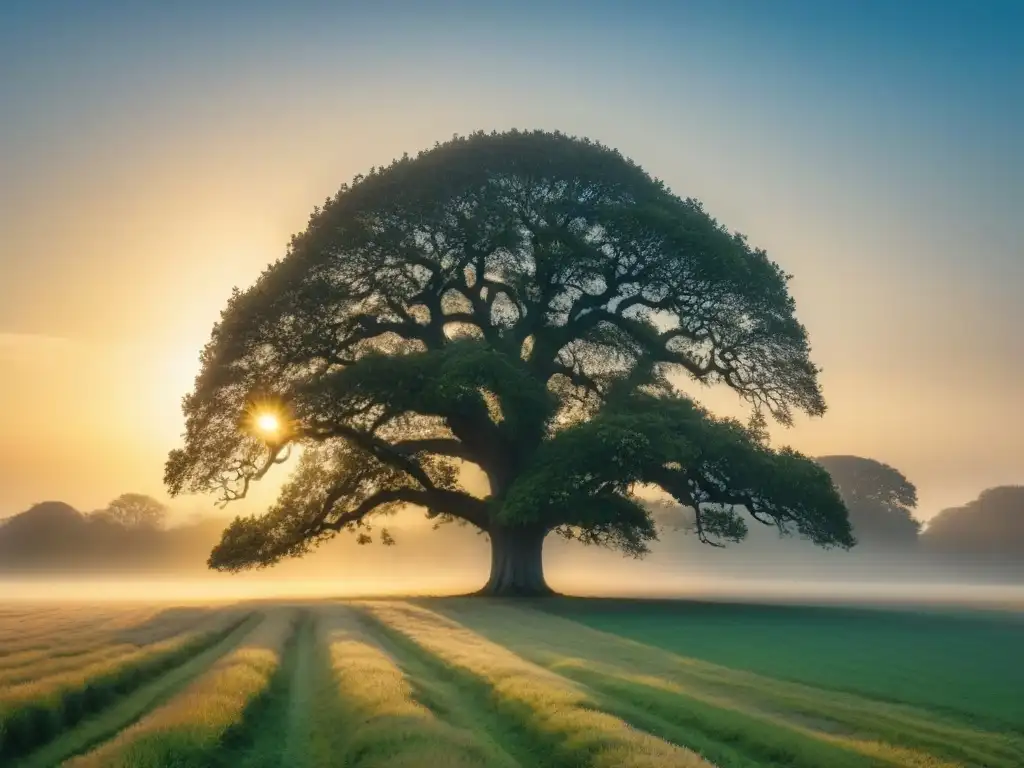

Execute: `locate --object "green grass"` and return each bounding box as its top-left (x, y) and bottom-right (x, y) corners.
top-left (534, 598), bottom-right (1024, 731)
top-left (1, 597), bottom-right (1020, 767)
top-left (424, 598), bottom-right (1024, 768)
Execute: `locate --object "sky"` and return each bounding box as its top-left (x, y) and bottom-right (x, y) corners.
top-left (1, 0), bottom-right (1021, 523)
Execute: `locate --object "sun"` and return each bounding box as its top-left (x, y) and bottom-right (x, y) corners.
top-left (245, 397), bottom-right (291, 443)
top-left (255, 412), bottom-right (281, 436)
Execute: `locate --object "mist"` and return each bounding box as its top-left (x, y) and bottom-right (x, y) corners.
top-left (3, 507), bottom-right (1021, 610)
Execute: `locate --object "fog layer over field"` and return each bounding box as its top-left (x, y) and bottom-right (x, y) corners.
top-left (2, 514), bottom-right (1021, 607)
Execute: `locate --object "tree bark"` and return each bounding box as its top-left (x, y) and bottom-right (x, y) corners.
top-left (476, 524), bottom-right (554, 597)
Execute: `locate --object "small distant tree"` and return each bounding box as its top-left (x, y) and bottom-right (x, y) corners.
top-left (165, 130), bottom-right (853, 596)
top-left (815, 456), bottom-right (920, 547)
top-left (96, 493), bottom-right (168, 529)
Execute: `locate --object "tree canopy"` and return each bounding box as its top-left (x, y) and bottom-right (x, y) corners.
top-left (815, 456), bottom-right (920, 548)
top-left (93, 493), bottom-right (168, 529)
top-left (922, 486), bottom-right (1024, 558)
top-left (165, 129), bottom-right (852, 595)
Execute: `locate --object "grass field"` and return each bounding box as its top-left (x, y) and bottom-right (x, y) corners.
top-left (0, 598), bottom-right (1020, 767)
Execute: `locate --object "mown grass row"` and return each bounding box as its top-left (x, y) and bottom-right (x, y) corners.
top-left (47, 602), bottom-right (717, 767)
top-left (0, 608), bottom-right (154, 659)
top-left (56, 604), bottom-right (525, 768)
top-left (82, 603), bottom-right (541, 768)
top-left (68, 608), bottom-right (296, 768)
top-left (0, 610), bottom-right (226, 688)
top-left (429, 600), bottom-right (1024, 768)
top-left (306, 605), bottom-right (527, 768)
top-left (0, 611), bottom-right (254, 761)
top-left (359, 601), bottom-right (712, 768)
top-left (1, 645), bottom-right (170, 689)
top-left (15, 616), bottom-right (262, 768)
top-left (7, 599), bottom-right (1016, 768)
top-left (212, 612), bottom-right (314, 768)
top-left (0, 606), bottom-right (184, 670)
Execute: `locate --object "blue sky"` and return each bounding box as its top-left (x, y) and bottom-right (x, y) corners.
top-left (0, 1), bottom-right (1021, 518)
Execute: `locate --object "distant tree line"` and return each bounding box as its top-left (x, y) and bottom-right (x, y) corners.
top-left (1, 470), bottom-right (1021, 576)
top-left (0, 495), bottom-right (223, 573)
top-left (818, 457), bottom-right (1023, 559)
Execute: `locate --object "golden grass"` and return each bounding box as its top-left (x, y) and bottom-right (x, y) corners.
top-left (0, 608), bottom-right (240, 688)
top-left (0, 611), bottom-right (242, 709)
top-left (15, 619), bottom-right (256, 768)
top-left (67, 608), bottom-right (295, 768)
top-left (0, 645), bottom-right (159, 687)
top-left (362, 601), bottom-right (712, 768)
top-left (0, 609), bottom-right (132, 644)
top-left (312, 605), bottom-right (520, 768)
top-left (0, 607), bottom-right (161, 663)
top-left (0, 610), bottom-right (253, 761)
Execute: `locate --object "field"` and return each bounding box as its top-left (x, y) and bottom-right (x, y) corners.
top-left (0, 598), bottom-right (1021, 767)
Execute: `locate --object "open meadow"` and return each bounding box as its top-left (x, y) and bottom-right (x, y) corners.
top-left (0, 597), bottom-right (1021, 768)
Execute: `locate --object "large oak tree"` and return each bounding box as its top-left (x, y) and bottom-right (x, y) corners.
top-left (165, 130), bottom-right (853, 596)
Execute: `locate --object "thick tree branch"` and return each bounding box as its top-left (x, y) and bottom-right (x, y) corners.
top-left (305, 423), bottom-right (438, 490)
top-left (316, 486), bottom-right (489, 533)
top-left (216, 444), bottom-right (290, 506)
top-left (392, 437), bottom-right (478, 461)
top-left (568, 310), bottom-right (721, 381)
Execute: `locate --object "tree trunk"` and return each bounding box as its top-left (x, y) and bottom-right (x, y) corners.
top-left (476, 524), bottom-right (554, 597)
